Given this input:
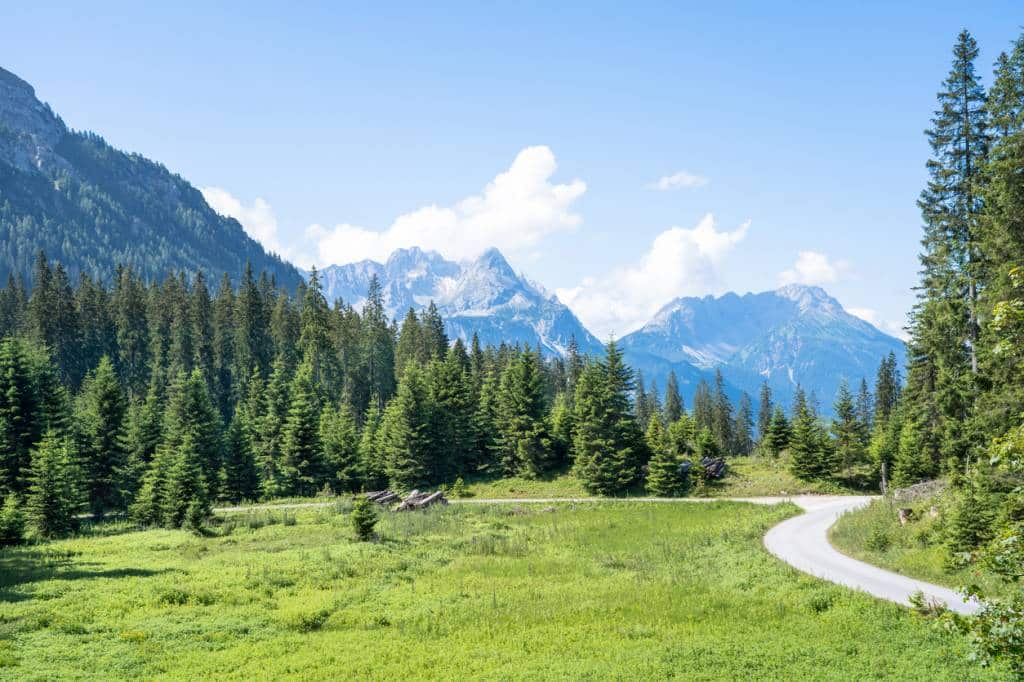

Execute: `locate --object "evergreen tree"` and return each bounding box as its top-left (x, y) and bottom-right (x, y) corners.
top-left (764, 406), bottom-right (791, 456)
top-left (495, 348), bottom-right (551, 478)
top-left (75, 356), bottom-right (129, 517)
top-left (572, 341), bottom-right (643, 494)
top-left (211, 273), bottom-right (237, 418)
top-left (394, 308), bottom-right (423, 375)
top-left (113, 268), bottom-right (151, 399)
top-left (420, 301), bottom-right (448, 360)
top-left (0, 337), bottom-right (39, 496)
top-left (645, 414), bottom-right (686, 496)
top-left (255, 357), bottom-right (290, 499)
top-left (873, 352), bottom-right (902, 422)
top-left (358, 403), bottom-right (387, 490)
top-left (905, 30), bottom-right (989, 471)
top-left (380, 362), bottom-right (436, 489)
top-left (298, 268), bottom-right (340, 398)
top-left (710, 370), bottom-right (734, 454)
top-left (548, 392), bottom-right (575, 469)
top-left (692, 379), bottom-right (713, 434)
top-left (429, 346), bottom-right (478, 479)
top-left (855, 378), bottom-right (873, 440)
top-left (668, 414), bottom-right (696, 459)
top-left (24, 430), bottom-right (82, 538)
top-left (696, 426), bottom-right (719, 459)
top-left (221, 414), bottom-right (258, 502)
top-left (733, 392), bottom-right (754, 456)
top-left (831, 379), bottom-right (865, 472)
top-left (280, 360), bottom-right (323, 496)
top-left (757, 381), bottom-right (773, 446)
top-left (319, 404), bottom-right (361, 493)
top-left (361, 275), bottom-right (396, 411)
top-left (790, 398), bottom-right (828, 481)
top-left (664, 370), bottom-right (683, 423)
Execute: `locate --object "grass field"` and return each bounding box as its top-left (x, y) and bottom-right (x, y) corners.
top-left (830, 496), bottom-right (1008, 598)
top-left (458, 456), bottom-right (867, 500)
top-left (0, 500), bottom-right (1004, 679)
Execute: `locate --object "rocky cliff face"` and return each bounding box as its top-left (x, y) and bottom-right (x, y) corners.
top-left (0, 67), bottom-right (67, 173)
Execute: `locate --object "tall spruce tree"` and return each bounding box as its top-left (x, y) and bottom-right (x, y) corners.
top-left (645, 414), bottom-right (686, 496)
top-left (495, 348), bottom-right (551, 478)
top-left (24, 430), bottom-right (82, 539)
top-left (221, 414), bottom-right (258, 502)
top-left (75, 356), bottom-right (129, 517)
top-left (380, 362), bottom-right (436, 489)
top-left (319, 404), bottom-right (361, 493)
top-left (664, 370), bottom-right (683, 423)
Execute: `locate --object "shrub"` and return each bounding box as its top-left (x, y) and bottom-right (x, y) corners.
top-left (351, 496), bottom-right (378, 541)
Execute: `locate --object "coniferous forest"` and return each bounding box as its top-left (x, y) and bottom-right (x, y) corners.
top-left (0, 248), bottom-right (905, 542)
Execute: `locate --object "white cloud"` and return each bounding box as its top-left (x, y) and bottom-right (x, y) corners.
top-left (201, 187), bottom-right (297, 261)
top-left (307, 145), bottom-right (586, 266)
top-left (848, 307), bottom-right (909, 341)
top-left (557, 214), bottom-right (749, 338)
top-left (778, 251), bottom-right (846, 287)
top-left (648, 170), bottom-right (708, 191)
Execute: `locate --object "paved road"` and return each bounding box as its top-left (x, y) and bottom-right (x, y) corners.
top-left (762, 495), bottom-right (981, 615)
top-left (215, 494), bottom-right (982, 615)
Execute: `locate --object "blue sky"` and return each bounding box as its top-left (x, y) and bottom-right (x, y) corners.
top-left (2, 2), bottom-right (1019, 338)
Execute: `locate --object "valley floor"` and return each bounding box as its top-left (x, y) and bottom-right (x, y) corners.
top-left (0, 501), bottom-right (1006, 680)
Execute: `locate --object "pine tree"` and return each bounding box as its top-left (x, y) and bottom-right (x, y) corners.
top-left (280, 360), bottom-right (323, 496)
top-left (113, 268), bottom-right (151, 399)
top-left (790, 398), bottom-right (827, 481)
top-left (221, 414), bottom-right (258, 502)
top-left (496, 348), bottom-right (551, 478)
top-left (757, 382), bottom-right (773, 446)
top-left (692, 379), bottom-right (713, 434)
top-left (831, 379), bottom-right (865, 472)
top-left (125, 369), bottom-right (166, 494)
top-left (0, 337), bottom-right (39, 496)
top-left (350, 495), bottom-right (378, 541)
top-left (362, 275), bottom-right (396, 411)
top-left (906, 30), bottom-right (989, 471)
top-left (668, 414), bottom-right (696, 458)
top-left (664, 370), bottom-right (683, 423)
top-left (299, 268), bottom-right (340, 399)
top-left (75, 356), bottom-right (129, 517)
top-left (429, 346), bottom-right (478, 480)
top-left (319, 404), bottom-right (361, 493)
top-left (873, 352), bottom-right (902, 423)
top-left (255, 357), bottom-right (290, 499)
top-left (710, 370), bottom-right (734, 454)
top-left (572, 341), bottom-right (643, 494)
top-left (473, 367), bottom-right (500, 471)
top-left (645, 414), bottom-right (686, 496)
top-left (892, 415), bottom-right (937, 487)
top-left (380, 362), bottom-right (436, 489)
top-left (24, 430), bottom-right (82, 539)
top-left (764, 406), bottom-right (791, 456)
top-left (733, 392), bottom-right (754, 456)
top-left (855, 378), bottom-right (873, 440)
top-left (420, 301), bottom-right (448, 360)
top-left (395, 308), bottom-right (423, 375)
top-left (696, 426), bottom-right (719, 459)
top-left (211, 273), bottom-right (236, 418)
top-left (358, 403), bottom-right (387, 490)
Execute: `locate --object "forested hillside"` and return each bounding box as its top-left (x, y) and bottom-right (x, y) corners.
top-left (0, 66), bottom-right (300, 289)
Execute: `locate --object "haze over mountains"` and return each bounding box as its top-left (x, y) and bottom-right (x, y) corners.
top-left (0, 64), bottom-right (906, 410)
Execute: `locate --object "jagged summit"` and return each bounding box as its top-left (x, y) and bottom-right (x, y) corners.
top-left (310, 247), bottom-right (602, 356)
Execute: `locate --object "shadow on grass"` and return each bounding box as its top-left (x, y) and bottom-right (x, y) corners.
top-left (0, 548), bottom-right (171, 602)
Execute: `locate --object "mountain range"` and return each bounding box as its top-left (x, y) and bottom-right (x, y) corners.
top-left (309, 247), bottom-right (604, 357)
top-left (310, 248), bottom-right (905, 411)
top-left (0, 65), bottom-right (906, 412)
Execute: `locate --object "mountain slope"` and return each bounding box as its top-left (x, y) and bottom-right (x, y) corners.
top-left (0, 66), bottom-right (301, 288)
top-left (620, 284), bottom-right (906, 410)
top-left (312, 247), bottom-right (603, 356)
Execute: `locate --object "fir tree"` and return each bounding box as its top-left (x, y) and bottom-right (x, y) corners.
top-left (24, 430), bottom-right (82, 539)
top-left (221, 414), bottom-right (258, 502)
top-left (380, 362), bottom-right (436, 489)
top-left (757, 381), bottom-right (773, 446)
top-left (664, 370), bottom-right (683, 423)
top-left (496, 348), bottom-right (551, 478)
top-left (645, 414), bottom-right (686, 496)
top-left (831, 379), bottom-right (865, 472)
top-left (280, 361), bottom-right (323, 496)
top-left (764, 406), bottom-right (791, 456)
top-left (733, 392), bottom-right (754, 456)
top-left (358, 402), bottom-right (387, 490)
top-left (75, 356), bottom-right (129, 517)
top-left (319, 404), bottom-right (361, 493)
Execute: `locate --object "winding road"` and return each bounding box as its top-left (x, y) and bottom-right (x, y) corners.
top-left (215, 493), bottom-right (982, 616)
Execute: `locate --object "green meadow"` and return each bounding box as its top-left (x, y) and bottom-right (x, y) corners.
top-left (0, 501), bottom-right (1005, 680)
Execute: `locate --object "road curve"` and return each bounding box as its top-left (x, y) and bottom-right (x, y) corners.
top-left (763, 495), bottom-right (981, 615)
top-left (214, 494), bottom-right (981, 615)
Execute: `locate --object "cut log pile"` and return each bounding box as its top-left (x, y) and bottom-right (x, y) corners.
top-left (363, 489), bottom-right (449, 511)
top-left (700, 457), bottom-right (728, 480)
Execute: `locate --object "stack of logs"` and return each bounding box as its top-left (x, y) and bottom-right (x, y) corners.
top-left (363, 489), bottom-right (449, 511)
top-left (700, 457), bottom-right (729, 480)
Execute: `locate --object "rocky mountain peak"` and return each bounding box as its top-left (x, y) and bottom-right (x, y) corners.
top-left (0, 66), bottom-right (68, 174)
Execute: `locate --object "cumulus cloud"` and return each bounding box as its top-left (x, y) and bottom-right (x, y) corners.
top-left (201, 187), bottom-right (298, 262)
top-left (848, 307), bottom-right (909, 341)
top-left (778, 251), bottom-right (847, 287)
top-left (557, 214), bottom-right (750, 338)
top-left (648, 170), bottom-right (708, 191)
top-left (307, 145), bottom-right (586, 265)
